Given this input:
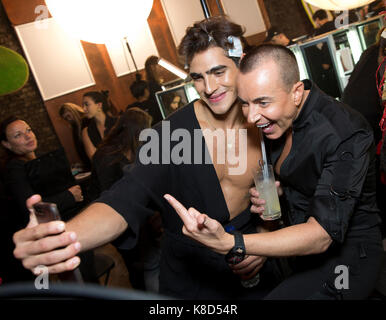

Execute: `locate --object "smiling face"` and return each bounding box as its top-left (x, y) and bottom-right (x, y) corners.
top-left (238, 60), bottom-right (304, 140)
top-left (82, 96), bottom-right (102, 119)
top-left (1, 120), bottom-right (37, 155)
top-left (189, 46), bottom-right (239, 115)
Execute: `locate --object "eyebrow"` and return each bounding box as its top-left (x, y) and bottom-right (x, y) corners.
top-left (189, 65), bottom-right (227, 78)
top-left (252, 96), bottom-right (272, 104)
top-left (238, 96), bottom-right (272, 105)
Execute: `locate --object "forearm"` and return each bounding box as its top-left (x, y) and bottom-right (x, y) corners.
top-left (66, 202), bottom-right (128, 252)
top-left (221, 218), bottom-right (332, 257)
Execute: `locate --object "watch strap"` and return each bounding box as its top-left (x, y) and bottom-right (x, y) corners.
top-left (233, 230), bottom-right (244, 249)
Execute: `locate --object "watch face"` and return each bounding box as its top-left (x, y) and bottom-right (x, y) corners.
top-left (225, 247), bottom-right (245, 265)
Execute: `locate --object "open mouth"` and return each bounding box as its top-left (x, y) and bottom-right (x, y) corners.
top-left (256, 122), bottom-right (271, 129)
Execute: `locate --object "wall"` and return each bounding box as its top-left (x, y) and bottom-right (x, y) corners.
top-left (0, 3), bottom-right (59, 160)
top-left (263, 0), bottom-right (314, 40)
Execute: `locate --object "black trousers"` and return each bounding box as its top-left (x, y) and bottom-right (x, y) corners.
top-left (264, 225), bottom-right (384, 300)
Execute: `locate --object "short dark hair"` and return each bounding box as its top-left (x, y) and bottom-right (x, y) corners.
top-left (239, 44), bottom-right (300, 92)
top-left (130, 73), bottom-right (148, 99)
top-left (312, 9), bottom-right (328, 21)
top-left (178, 15), bottom-right (249, 66)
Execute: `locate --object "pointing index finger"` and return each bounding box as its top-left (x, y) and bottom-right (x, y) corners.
top-left (164, 194), bottom-right (192, 225)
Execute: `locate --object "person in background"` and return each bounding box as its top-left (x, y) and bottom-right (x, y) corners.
top-left (342, 28), bottom-right (386, 235)
top-left (264, 27), bottom-right (294, 47)
top-left (312, 9), bottom-right (336, 37)
top-left (89, 107), bottom-right (161, 292)
top-left (90, 107), bottom-right (152, 197)
top-left (163, 93), bottom-right (184, 117)
top-left (0, 116), bottom-right (84, 222)
top-left (59, 103), bottom-right (91, 170)
top-left (127, 73), bottom-right (160, 126)
top-left (144, 56), bottom-right (164, 124)
top-left (81, 91), bottom-right (117, 160)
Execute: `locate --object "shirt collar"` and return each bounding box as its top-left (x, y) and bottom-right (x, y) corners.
top-left (292, 79), bottom-right (320, 130)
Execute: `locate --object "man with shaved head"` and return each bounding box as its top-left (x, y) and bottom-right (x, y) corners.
top-left (165, 44), bottom-right (384, 299)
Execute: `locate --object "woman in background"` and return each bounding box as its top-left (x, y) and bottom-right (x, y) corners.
top-left (164, 93), bottom-right (184, 117)
top-left (0, 116), bottom-right (84, 223)
top-left (82, 90), bottom-right (117, 159)
top-left (90, 107), bottom-right (152, 195)
top-left (144, 56), bottom-right (164, 124)
top-left (59, 102), bottom-right (90, 170)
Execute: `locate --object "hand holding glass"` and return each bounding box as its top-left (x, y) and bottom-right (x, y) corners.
top-left (253, 165), bottom-right (281, 220)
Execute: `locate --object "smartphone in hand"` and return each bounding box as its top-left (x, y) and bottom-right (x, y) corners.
top-left (33, 202), bottom-right (61, 224)
top-left (32, 201), bottom-right (83, 283)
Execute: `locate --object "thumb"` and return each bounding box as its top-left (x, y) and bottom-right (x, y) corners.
top-left (26, 194), bottom-right (42, 228)
top-left (197, 214), bottom-right (218, 232)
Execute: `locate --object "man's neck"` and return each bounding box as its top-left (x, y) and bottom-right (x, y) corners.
top-left (200, 100), bottom-right (244, 131)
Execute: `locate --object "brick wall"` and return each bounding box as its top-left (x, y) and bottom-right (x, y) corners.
top-left (0, 3), bottom-right (60, 160)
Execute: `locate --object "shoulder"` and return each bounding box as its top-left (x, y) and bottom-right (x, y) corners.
top-left (153, 100), bottom-right (197, 132)
top-left (106, 115), bottom-right (117, 126)
top-left (5, 158), bottom-right (26, 170)
top-left (312, 91), bottom-right (373, 149)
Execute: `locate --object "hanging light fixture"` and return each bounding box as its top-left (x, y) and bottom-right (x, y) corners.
top-left (304, 0), bottom-right (376, 10)
top-left (44, 0), bottom-right (154, 44)
top-left (158, 58), bottom-right (188, 80)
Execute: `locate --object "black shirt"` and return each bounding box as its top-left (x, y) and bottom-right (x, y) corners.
top-left (342, 45), bottom-right (383, 144)
top-left (86, 115), bottom-right (116, 148)
top-left (313, 21), bottom-right (336, 37)
top-left (96, 103), bottom-right (272, 299)
top-left (267, 80), bottom-right (381, 243)
top-left (3, 148), bottom-right (81, 223)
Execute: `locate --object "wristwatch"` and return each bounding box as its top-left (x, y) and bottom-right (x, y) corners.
top-left (225, 230), bottom-right (246, 265)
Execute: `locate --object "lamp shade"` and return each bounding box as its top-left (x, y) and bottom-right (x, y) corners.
top-left (304, 0), bottom-right (375, 10)
top-left (45, 0), bottom-right (154, 44)
top-left (0, 46), bottom-right (29, 96)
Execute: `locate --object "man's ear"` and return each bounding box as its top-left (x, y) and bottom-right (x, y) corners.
top-left (1, 140), bottom-right (11, 150)
top-left (292, 81), bottom-right (304, 106)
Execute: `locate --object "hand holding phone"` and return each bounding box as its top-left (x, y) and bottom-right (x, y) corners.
top-left (33, 202), bottom-right (61, 224)
top-left (32, 201), bottom-right (84, 283)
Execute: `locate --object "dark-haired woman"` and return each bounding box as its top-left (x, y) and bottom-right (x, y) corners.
top-left (0, 116), bottom-right (84, 224)
top-left (144, 56), bottom-right (164, 124)
top-left (82, 91), bottom-right (117, 159)
top-left (90, 108), bottom-right (161, 292)
top-left (91, 107), bottom-right (151, 195)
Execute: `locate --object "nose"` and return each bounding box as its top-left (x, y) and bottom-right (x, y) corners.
top-left (246, 105), bottom-right (262, 125)
top-left (204, 75), bottom-right (218, 96)
top-left (24, 130), bottom-right (33, 141)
